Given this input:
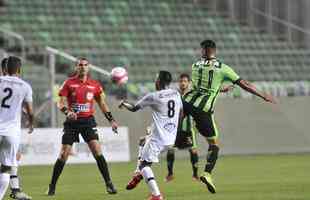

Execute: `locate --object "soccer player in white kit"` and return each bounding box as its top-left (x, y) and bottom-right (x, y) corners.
top-left (0, 56), bottom-right (34, 200)
top-left (119, 71), bottom-right (183, 200)
top-left (1, 58), bottom-right (32, 200)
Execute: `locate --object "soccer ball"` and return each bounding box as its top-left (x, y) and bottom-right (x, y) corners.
top-left (111, 67), bottom-right (128, 85)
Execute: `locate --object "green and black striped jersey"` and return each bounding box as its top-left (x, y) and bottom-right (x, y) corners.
top-left (184, 58), bottom-right (240, 113)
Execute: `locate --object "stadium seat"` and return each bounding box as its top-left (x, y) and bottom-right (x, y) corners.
top-left (1, 0), bottom-right (309, 82)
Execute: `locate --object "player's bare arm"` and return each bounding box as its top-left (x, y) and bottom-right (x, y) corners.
top-left (118, 100), bottom-right (141, 112)
top-left (220, 85), bottom-right (234, 93)
top-left (237, 79), bottom-right (276, 103)
top-left (95, 93), bottom-right (118, 133)
top-left (24, 101), bottom-right (34, 134)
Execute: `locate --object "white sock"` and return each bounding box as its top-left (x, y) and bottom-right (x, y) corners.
top-left (141, 166), bottom-right (160, 196)
top-left (0, 173), bottom-right (10, 200)
top-left (134, 146), bottom-right (144, 173)
top-left (10, 166), bottom-right (19, 190)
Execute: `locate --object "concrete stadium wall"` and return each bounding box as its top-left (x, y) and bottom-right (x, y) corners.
top-left (56, 96), bottom-right (310, 159)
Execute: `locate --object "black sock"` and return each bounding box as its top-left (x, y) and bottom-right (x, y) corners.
top-left (95, 154), bottom-right (112, 184)
top-left (167, 149), bottom-right (175, 176)
top-left (204, 145), bottom-right (219, 173)
top-left (50, 159), bottom-right (66, 186)
top-left (190, 150), bottom-right (199, 177)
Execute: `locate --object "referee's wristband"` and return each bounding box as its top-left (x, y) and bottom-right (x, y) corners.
top-left (104, 112), bottom-right (115, 122)
top-left (60, 107), bottom-right (69, 116)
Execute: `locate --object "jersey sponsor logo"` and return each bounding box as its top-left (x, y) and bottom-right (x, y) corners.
top-left (70, 84), bottom-right (79, 88)
top-left (0, 78), bottom-right (23, 86)
top-left (72, 103), bottom-right (91, 113)
top-left (86, 92), bottom-right (94, 100)
top-left (158, 91), bottom-right (178, 99)
top-left (163, 122), bottom-right (176, 133)
top-left (195, 60), bottom-right (220, 68)
top-left (86, 85), bottom-right (95, 89)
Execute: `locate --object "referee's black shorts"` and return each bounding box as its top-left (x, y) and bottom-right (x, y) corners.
top-left (62, 116), bottom-right (99, 145)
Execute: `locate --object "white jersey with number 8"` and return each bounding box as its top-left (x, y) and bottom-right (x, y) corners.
top-left (135, 88), bottom-right (183, 146)
top-left (0, 76), bottom-right (33, 136)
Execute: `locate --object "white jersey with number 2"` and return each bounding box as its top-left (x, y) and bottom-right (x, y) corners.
top-left (136, 88), bottom-right (183, 146)
top-left (0, 76), bottom-right (33, 136)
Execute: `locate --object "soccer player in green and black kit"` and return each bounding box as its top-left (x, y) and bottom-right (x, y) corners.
top-left (183, 40), bottom-right (276, 193)
top-left (165, 73), bottom-right (200, 182)
top-left (166, 73), bottom-right (233, 182)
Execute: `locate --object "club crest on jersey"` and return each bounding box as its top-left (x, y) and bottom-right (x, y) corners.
top-left (86, 92), bottom-right (94, 100)
top-left (164, 123), bottom-right (176, 132)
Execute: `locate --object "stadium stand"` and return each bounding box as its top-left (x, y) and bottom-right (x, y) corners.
top-left (0, 0), bottom-right (309, 83)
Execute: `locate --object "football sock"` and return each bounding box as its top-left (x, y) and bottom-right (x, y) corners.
top-left (190, 150), bottom-right (199, 177)
top-left (0, 173), bottom-right (10, 200)
top-left (204, 145), bottom-right (219, 173)
top-left (50, 159), bottom-right (66, 186)
top-left (95, 154), bottom-right (112, 184)
top-left (167, 149), bottom-right (175, 176)
top-left (141, 166), bottom-right (160, 196)
top-left (135, 146), bottom-right (144, 173)
top-left (10, 166), bottom-right (20, 190)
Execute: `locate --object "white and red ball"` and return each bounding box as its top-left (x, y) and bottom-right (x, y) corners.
top-left (111, 67), bottom-right (128, 85)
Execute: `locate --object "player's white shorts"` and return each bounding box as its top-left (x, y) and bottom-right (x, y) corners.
top-left (140, 137), bottom-right (172, 163)
top-left (0, 135), bottom-right (20, 167)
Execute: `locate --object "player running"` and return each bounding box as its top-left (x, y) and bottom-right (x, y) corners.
top-left (119, 71), bottom-right (183, 200)
top-left (1, 58), bottom-right (32, 200)
top-left (46, 58), bottom-right (118, 196)
top-left (0, 56), bottom-right (34, 200)
top-left (183, 40), bottom-right (276, 193)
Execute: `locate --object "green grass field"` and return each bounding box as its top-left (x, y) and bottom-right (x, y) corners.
top-left (6, 154), bottom-right (310, 200)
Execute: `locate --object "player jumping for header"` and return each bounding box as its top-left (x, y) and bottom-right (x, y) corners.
top-left (183, 40), bottom-right (276, 193)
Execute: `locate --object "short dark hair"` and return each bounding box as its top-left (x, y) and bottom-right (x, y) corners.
top-left (179, 73), bottom-right (190, 81)
top-left (1, 57), bottom-right (8, 71)
top-left (200, 39), bottom-right (216, 49)
top-left (76, 57), bottom-right (88, 65)
top-left (158, 70), bottom-right (172, 86)
top-left (6, 56), bottom-right (22, 75)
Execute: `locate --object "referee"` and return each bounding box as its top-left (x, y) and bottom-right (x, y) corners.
top-left (47, 58), bottom-right (118, 195)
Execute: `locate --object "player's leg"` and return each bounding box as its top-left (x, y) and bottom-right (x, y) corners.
top-left (126, 137), bottom-right (146, 190)
top-left (47, 144), bottom-right (72, 195)
top-left (139, 139), bottom-right (163, 199)
top-left (10, 153), bottom-right (21, 195)
top-left (0, 136), bottom-right (19, 200)
top-left (9, 152), bottom-right (32, 200)
top-left (165, 148), bottom-right (175, 182)
top-left (139, 161), bottom-right (162, 200)
top-left (47, 128), bottom-right (78, 195)
top-left (0, 165), bottom-right (11, 200)
top-left (135, 136), bottom-right (146, 173)
top-left (85, 133), bottom-right (117, 195)
top-left (189, 148), bottom-right (199, 180)
top-left (189, 125), bottom-right (199, 180)
top-left (196, 112), bottom-right (219, 193)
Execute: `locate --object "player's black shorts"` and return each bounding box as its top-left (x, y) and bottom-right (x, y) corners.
top-left (183, 101), bottom-right (218, 139)
top-left (174, 130), bottom-right (194, 149)
top-left (62, 116), bottom-right (99, 145)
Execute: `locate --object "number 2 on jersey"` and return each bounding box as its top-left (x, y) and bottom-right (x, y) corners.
top-left (1, 87), bottom-right (13, 108)
top-left (167, 100), bottom-right (175, 118)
